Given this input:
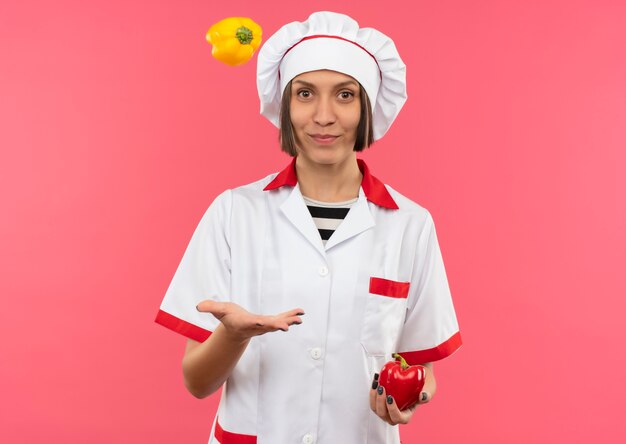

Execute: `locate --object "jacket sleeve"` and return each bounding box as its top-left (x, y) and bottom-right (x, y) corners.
top-left (155, 190), bottom-right (232, 342)
top-left (396, 211), bottom-right (462, 365)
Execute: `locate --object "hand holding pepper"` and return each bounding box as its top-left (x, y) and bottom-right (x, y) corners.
top-left (369, 359), bottom-right (437, 426)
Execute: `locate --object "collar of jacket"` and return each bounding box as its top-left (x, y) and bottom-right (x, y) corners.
top-left (263, 156), bottom-right (399, 210)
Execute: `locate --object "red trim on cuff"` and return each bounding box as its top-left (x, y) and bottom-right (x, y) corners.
top-left (215, 417), bottom-right (257, 444)
top-left (154, 309), bottom-right (212, 343)
top-left (399, 331), bottom-right (463, 365)
top-left (369, 277), bottom-right (410, 299)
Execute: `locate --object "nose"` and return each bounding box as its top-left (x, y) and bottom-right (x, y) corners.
top-left (312, 96), bottom-right (336, 126)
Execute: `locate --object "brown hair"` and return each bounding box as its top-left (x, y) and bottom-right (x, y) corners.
top-left (278, 80), bottom-right (374, 157)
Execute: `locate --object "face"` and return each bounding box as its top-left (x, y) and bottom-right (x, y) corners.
top-left (289, 69), bottom-right (361, 166)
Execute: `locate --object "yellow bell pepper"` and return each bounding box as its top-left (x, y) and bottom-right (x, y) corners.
top-left (206, 17), bottom-right (263, 66)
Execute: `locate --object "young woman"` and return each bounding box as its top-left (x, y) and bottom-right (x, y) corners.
top-left (156, 11), bottom-right (462, 444)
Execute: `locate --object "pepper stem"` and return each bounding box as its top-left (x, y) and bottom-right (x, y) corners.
top-left (392, 353), bottom-right (409, 370)
top-left (235, 26), bottom-right (253, 45)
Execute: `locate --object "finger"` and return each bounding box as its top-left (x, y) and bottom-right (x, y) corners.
top-left (260, 317), bottom-right (291, 333)
top-left (260, 308), bottom-right (305, 331)
top-left (275, 318), bottom-right (292, 332)
top-left (375, 385), bottom-right (392, 423)
top-left (369, 374), bottom-right (379, 412)
top-left (419, 365), bottom-right (436, 404)
top-left (278, 308), bottom-right (306, 318)
top-left (195, 300), bottom-right (214, 312)
top-left (386, 395), bottom-right (409, 425)
top-left (250, 317), bottom-right (289, 335)
top-left (284, 315), bottom-right (303, 326)
top-left (196, 300), bottom-right (226, 318)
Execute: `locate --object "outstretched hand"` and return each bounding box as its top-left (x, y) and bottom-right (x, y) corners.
top-left (196, 300), bottom-right (305, 342)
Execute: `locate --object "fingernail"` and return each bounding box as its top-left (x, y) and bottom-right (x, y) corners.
top-left (387, 395), bottom-right (393, 404)
top-left (377, 385), bottom-right (384, 395)
top-left (371, 381), bottom-right (378, 390)
top-left (421, 392), bottom-right (428, 402)
top-left (297, 312), bottom-right (305, 316)
top-left (374, 373), bottom-right (379, 381)
top-left (195, 304), bottom-right (200, 311)
top-left (293, 321), bottom-right (302, 325)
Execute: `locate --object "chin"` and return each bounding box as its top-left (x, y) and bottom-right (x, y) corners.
top-left (302, 150), bottom-right (353, 166)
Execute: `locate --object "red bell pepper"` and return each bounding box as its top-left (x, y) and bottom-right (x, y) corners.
top-left (378, 353), bottom-right (426, 410)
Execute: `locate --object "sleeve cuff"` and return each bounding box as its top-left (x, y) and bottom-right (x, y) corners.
top-left (155, 309), bottom-right (213, 342)
top-left (398, 331), bottom-right (462, 365)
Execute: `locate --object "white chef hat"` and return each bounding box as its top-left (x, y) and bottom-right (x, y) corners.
top-left (256, 11), bottom-right (407, 141)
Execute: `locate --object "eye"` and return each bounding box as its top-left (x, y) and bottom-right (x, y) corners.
top-left (297, 89), bottom-right (312, 99)
top-left (339, 90), bottom-right (355, 100)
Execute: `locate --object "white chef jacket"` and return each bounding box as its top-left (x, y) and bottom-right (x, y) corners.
top-left (156, 157), bottom-right (462, 444)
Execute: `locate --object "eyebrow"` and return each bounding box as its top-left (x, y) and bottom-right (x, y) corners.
top-left (292, 79), bottom-right (359, 89)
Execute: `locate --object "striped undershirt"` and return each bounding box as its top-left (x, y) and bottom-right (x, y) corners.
top-left (302, 195), bottom-right (358, 246)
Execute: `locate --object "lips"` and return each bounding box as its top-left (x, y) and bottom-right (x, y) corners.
top-left (309, 134), bottom-right (339, 144)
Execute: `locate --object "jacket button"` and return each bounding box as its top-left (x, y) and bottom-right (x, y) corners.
top-left (302, 434), bottom-right (314, 444)
top-left (318, 266), bottom-right (329, 276)
top-left (310, 347), bottom-right (322, 360)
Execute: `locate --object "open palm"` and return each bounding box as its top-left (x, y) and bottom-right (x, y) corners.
top-left (196, 300), bottom-right (305, 341)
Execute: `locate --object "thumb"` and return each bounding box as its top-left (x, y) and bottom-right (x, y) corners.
top-left (196, 300), bottom-right (226, 319)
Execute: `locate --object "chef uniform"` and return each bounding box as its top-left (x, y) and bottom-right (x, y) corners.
top-left (156, 11), bottom-right (462, 444)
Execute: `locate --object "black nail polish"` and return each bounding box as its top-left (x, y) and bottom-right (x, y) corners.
top-left (421, 392), bottom-right (428, 402)
top-left (297, 312), bottom-right (305, 316)
top-left (387, 395), bottom-right (393, 404)
top-left (374, 373), bottom-right (379, 381)
top-left (371, 381), bottom-right (378, 390)
top-left (377, 385), bottom-right (384, 395)
top-left (195, 304), bottom-right (200, 311)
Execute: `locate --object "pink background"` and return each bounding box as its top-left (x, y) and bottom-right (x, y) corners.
top-left (1, 0), bottom-right (625, 442)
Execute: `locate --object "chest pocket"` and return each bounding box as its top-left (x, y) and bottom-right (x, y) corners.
top-left (359, 277), bottom-right (409, 357)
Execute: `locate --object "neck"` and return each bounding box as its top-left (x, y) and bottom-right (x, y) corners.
top-left (295, 154), bottom-right (362, 202)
